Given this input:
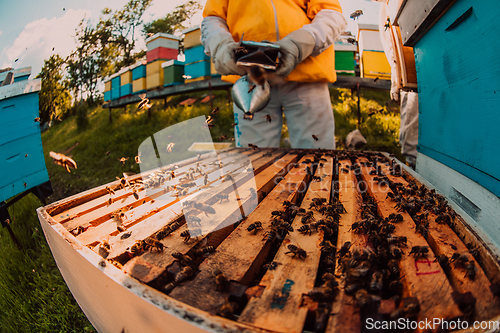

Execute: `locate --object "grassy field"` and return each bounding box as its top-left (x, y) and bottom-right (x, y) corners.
top-left (0, 87), bottom-right (400, 332)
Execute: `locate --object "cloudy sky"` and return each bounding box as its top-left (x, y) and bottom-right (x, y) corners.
top-left (0, 0), bottom-right (380, 77)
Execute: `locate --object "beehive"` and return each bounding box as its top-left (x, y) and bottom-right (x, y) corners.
top-left (357, 24), bottom-right (391, 79)
top-left (37, 148), bottom-right (500, 332)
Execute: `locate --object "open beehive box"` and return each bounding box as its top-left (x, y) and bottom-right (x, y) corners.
top-left (37, 148), bottom-right (500, 332)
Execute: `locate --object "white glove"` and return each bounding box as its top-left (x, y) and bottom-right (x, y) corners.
top-left (275, 29), bottom-right (315, 78)
top-left (201, 16), bottom-right (246, 76)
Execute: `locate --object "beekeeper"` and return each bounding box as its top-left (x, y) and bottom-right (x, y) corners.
top-left (373, 0), bottom-right (419, 168)
top-left (201, 0), bottom-right (347, 149)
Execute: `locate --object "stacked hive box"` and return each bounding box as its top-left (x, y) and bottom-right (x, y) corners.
top-left (111, 75), bottom-right (121, 100)
top-left (357, 24), bottom-right (391, 79)
top-left (120, 68), bottom-right (132, 97)
top-left (145, 33), bottom-right (181, 90)
top-left (162, 60), bottom-right (184, 87)
top-left (183, 26), bottom-right (213, 83)
top-left (131, 60), bottom-right (147, 94)
top-left (334, 36), bottom-right (357, 76)
top-left (104, 79), bottom-right (111, 102)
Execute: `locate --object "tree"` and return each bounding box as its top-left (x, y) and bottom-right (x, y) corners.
top-left (102, 0), bottom-right (153, 68)
top-left (36, 55), bottom-right (71, 124)
top-left (142, 1), bottom-right (202, 37)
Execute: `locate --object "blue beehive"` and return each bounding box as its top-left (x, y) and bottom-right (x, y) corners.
top-left (184, 45), bottom-right (210, 64)
top-left (132, 64), bottom-right (146, 80)
top-left (111, 86), bottom-right (121, 100)
top-left (121, 83), bottom-right (132, 97)
top-left (185, 61), bottom-right (211, 79)
top-left (111, 76), bottom-right (121, 89)
top-left (0, 78), bottom-right (49, 202)
top-left (104, 90), bottom-right (111, 102)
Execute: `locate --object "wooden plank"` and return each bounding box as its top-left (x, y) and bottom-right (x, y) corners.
top-left (326, 160), bottom-right (364, 333)
top-left (168, 154), bottom-right (313, 313)
top-left (377, 162), bottom-right (500, 321)
top-left (237, 157), bottom-right (334, 333)
top-left (358, 157), bottom-right (463, 326)
top-left (105, 149), bottom-right (286, 258)
top-left (78, 149), bottom-right (280, 247)
top-left (121, 152), bottom-right (300, 284)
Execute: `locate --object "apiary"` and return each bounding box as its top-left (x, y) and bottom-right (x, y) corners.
top-left (37, 148), bottom-right (500, 333)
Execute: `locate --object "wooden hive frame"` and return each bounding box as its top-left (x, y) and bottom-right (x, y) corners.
top-left (37, 148), bottom-right (500, 333)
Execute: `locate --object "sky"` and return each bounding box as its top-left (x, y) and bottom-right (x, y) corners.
top-left (0, 0), bottom-right (381, 78)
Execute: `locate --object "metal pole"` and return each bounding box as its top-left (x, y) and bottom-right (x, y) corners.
top-left (209, 82), bottom-right (213, 110)
top-left (356, 83), bottom-right (361, 128)
top-left (109, 107), bottom-right (112, 123)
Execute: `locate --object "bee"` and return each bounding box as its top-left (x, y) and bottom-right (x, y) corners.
top-left (451, 252), bottom-right (470, 267)
top-left (175, 266), bottom-right (194, 283)
top-left (285, 244), bottom-right (307, 259)
top-left (215, 193), bottom-right (229, 203)
top-left (219, 135), bottom-right (227, 141)
top-left (312, 134), bottom-right (319, 141)
top-left (117, 176), bottom-right (130, 188)
top-left (264, 261), bottom-right (281, 271)
top-left (135, 153), bottom-right (142, 164)
top-left (388, 259), bottom-right (400, 278)
top-left (105, 186), bottom-right (115, 195)
top-left (213, 268), bottom-right (228, 291)
top-left (171, 252), bottom-right (193, 265)
top-left (265, 114), bottom-right (272, 123)
top-left (169, 221), bottom-right (181, 232)
top-left (196, 246), bottom-right (215, 256)
top-left (262, 229), bottom-right (277, 243)
top-left (166, 142), bottom-right (175, 153)
top-left (120, 231), bottom-right (132, 240)
top-left (315, 303), bottom-right (330, 332)
top-left (203, 173), bottom-right (209, 186)
top-left (71, 226), bottom-right (85, 236)
top-left (249, 188), bottom-right (257, 201)
top-left (206, 116), bottom-right (215, 129)
top-left (409, 246), bottom-right (429, 257)
top-left (301, 211), bottom-right (315, 224)
top-left (49, 151), bottom-right (77, 173)
top-left (217, 298), bottom-right (237, 319)
top-left (298, 224), bottom-right (316, 236)
top-left (355, 289), bottom-right (376, 308)
top-left (370, 271), bottom-right (384, 292)
top-left (211, 107), bottom-right (220, 115)
top-left (434, 254), bottom-right (450, 268)
top-left (138, 94), bottom-right (151, 110)
top-left (338, 241), bottom-right (352, 258)
top-left (180, 230), bottom-right (192, 243)
top-left (34, 117), bottom-right (40, 122)
top-left (100, 240), bottom-right (111, 251)
top-left (119, 157), bottom-right (129, 166)
top-left (130, 240), bottom-right (145, 256)
top-left (192, 202), bottom-right (216, 215)
top-left (388, 280), bottom-right (404, 293)
top-left (464, 261), bottom-right (477, 280)
top-left (132, 187), bottom-right (139, 200)
top-left (247, 221), bottom-right (263, 234)
top-left (248, 143), bottom-right (259, 150)
top-left (143, 237), bottom-right (163, 252)
top-left (163, 281), bottom-right (177, 294)
top-left (320, 240), bottom-right (336, 255)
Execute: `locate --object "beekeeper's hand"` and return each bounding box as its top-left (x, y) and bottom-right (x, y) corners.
top-left (275, 29), bottom-right (315, 78)
top-left (201, 17), bottom-right (246, 76)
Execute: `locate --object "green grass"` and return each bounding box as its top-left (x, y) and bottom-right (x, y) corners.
top-left (0, 87), bottom-right (400, 332)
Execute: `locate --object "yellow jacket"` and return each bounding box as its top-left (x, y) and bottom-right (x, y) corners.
top-left (203, 0), bottom-right (343, 83)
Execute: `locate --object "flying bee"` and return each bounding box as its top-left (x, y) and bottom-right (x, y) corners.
top-left (138, 93), bottom-right (151, 110)
top-left (212, 268), bottom-right (228, 291)
top-left (312, 134), bottom-right (319, 141)
top-left (434, 254), bottom-right (450, 268)
top-left (285, 244), bottom-right (307, 259)
top-left (135, 153), bottom-right (142, 164)
top-left (248, 143), bottom-right (259, 150)
top-left (451, 252), bottom-right (470, 267)
top-left (219, 135), bottom-right (227, 141)
top-left (196, 246), bottom-right (215, 256)
top-left (119, 157), bottom-right (129, 166)
top-left (34, 117), bottom-right (40, 122)
top-left (211, 107), bottom-right (220, 115)
top-left (206, 116), bottom-right (215, 129)
top-left (166, 142), bottom-right (175, 153)
top-left (265, 114), bottom-right (272, 123)
top-left (350, 10), bottom-right (363, 20)
top-left (231, 122), bottom-right (237, 127)
top-left (409, 246), bottom-right (429, 257)
top-left (175, 266), bottom-right (194, 283)
top-left (247, 221), bottom-right (263, 234)
top-left (249, 187), bottom-right (257, 201)
top-left (464, 261), bottom-right (477, 280)
top-left (49, 151), bottom-right (77, 173)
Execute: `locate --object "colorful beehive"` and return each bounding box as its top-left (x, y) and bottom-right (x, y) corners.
top-left (0, 67), bottom-right (31, 84)
top-left (103, 91), bottom-right (111, 102)
top-left (357, 24), bottom-right (391, 79)
top-left (185, 60), bottom-right (211, 80)
top-left (334, 37), bottom-right (357, 76)
top-left (183, 26), bottom-right (201, 50)
top-left (120, 70), bottom-right (132, 97)
top-left (162, 60), bottom-right (184, 86)
top-left (146, 60), bottom-right (168, 90)
top-left (146, 33), bottom-right (180, 63)
top-left (132, 78), bottom-right (146, 94)
top-left (132, 60), bottom-right (147, 81)
top-left (0, 76), bottom-right (50, 202)
top-left (184, 45), bottom-right (210, 64)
